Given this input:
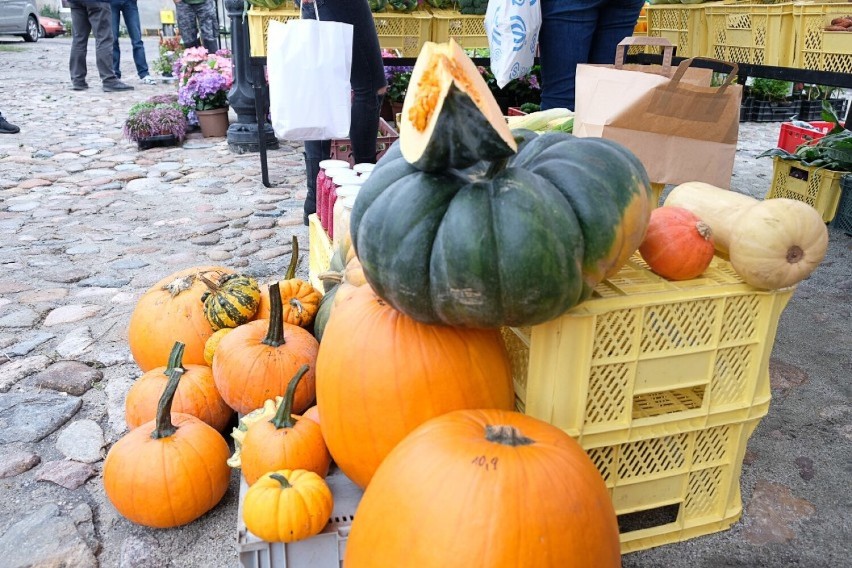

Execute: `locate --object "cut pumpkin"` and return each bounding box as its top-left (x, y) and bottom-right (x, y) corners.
top-left (400, 39), bottom-right (517, 172)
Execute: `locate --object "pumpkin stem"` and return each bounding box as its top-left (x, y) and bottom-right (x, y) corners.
top-left (163, 341), bottom-right (186, 376)
top-left (151, 366), bottom-right (184, 440)
top-left (786, 245), bottom-right (804, 264)
top-left (696, 221), bottom-right (713, 241)
top-left (485, 157), bottom-right (510, 179)
top-left (318, 271), bottom-right (344, 286)
top-left (485, 425), bottom-right (534, 446)
top-left (269, 472), bottom-right (293, 489)
top-left (289, 298), bottom-right (304, 317)
top-left (270, 364), bottom-right (310, 429)
top-left (262, 282), bottom-right (286, 347)
top-left (284, 236), bottom-right (299, 281)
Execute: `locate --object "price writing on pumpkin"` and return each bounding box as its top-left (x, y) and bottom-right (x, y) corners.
top-left (471, 455), bottom-right (499, 471)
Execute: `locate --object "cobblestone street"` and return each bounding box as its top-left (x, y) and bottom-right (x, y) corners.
top-left (0, 34), bottom-right (850, 568)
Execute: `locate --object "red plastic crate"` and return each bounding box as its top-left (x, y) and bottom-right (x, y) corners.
top-left (776, 120), bottom-right (836, 153)
top-left (507, 107), bottom-right (528, 117)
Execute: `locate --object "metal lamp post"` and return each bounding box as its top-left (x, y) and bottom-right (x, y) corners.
top-left (224, 0), bottom-right (278, 154)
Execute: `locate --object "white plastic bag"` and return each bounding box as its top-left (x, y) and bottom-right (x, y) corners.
top-left (484, 0), bottom-right (541, 89)
top-left (267, 12), bottom-right (353, 140)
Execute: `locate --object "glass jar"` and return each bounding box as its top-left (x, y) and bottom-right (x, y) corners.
top-left (316, 160), bottom-right (350, 223)
top-left (325, 172), bottom-right (362, 237)
top-left (318, 167), bottom-right (351, 224)
top-left (332, 186), bottom-right (361, 249)
top-left (353, 163), bottom-right (376, 176)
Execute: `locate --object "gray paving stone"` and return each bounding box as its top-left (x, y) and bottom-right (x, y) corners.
top-left (6, 332), bottom-right (55, 357)
top-left (0, 355), bottom-right (52, 392)
top-left (56, 420), bottom-right (105, 463)
top-left (0, 392), bottom-right (82, 442)
top-left (0, 451), bottom-right (41, 479)
top-left (32, 361), bottom-right (102, 396)
top-left (0, 504), bottom-right (97, 567)
top-left (43, 305), bottom-right (102, 326)
top-left (55, 327), bottom-right (95, 359)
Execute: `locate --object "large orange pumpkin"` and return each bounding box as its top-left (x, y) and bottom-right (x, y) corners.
top-left (344, 409), bottom-right (621, 567)
top-left (103, 367), bottom-right (231, 528)
top-left (316, 286), bottom-right (515, 488)
top-left (240, 365), bottom-right (331, 485)
top-left (213, 282), bottom-right (319, 415)
top-left (128, 266), bottom-right (234, 371)
top-left (125, 342), bottom-right (233, 432)
top-left (639, 206), bottom-right (715, 281)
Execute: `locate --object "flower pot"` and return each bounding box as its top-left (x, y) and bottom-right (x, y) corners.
top-left (137, 133), bottom-right (180, 151)
top-left (196, 108), bottom-right (230, 138)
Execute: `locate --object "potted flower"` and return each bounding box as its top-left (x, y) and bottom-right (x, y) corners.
top-left (176, 47), bottom-right (234, 138)
top-left (795, 83), bottom-right (849, 122)
top-left (123, 100), bottom-right (188, 150)
top-left (384, 65), bottom-right (413, 122)
top-left (744, 78), bottom-right (795, 122)
top-left (153, 32), bottom-right (184, 80)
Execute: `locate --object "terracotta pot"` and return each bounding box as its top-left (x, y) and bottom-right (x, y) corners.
top-left (196, 108), bottom-right (230, 138)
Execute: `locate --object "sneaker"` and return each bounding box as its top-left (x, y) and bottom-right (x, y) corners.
top-left (70, 82), bottom-right (88, 91)
top-left (140, 75), bottom-right (158, 85)
top-left (0, 114), bottom-right (20, 134)
top-left (102, 81), bottom-right (135, 92)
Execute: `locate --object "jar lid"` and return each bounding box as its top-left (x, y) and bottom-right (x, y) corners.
top-left (336, 185), bottom-right (361, 199)
top-left (319, 159), bottom-right (351, 170)
top-left (340, 195), bottom-right (358, 209)
top-left (332, 172), bottom-right (363, 186)
top-left (358, 171), bottom-right (371, 182)
top-left (325, 168), bottom-right (356, 181)
top-left (353, 163), bottom-right (376, 174)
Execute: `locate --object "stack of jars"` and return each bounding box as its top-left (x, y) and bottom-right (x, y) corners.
top-left (332, 163), bottom-right (375, 247)
top-left (316, 159), bottom-right (351, 231)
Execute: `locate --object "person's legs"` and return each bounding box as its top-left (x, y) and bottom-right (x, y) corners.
top-left (111, 0), bottom-right (123, 78)
top-left (124, 0), bottom-right (150, 79)
top-left (538, 0), bottom-right (600, 110)
top-left (175, 2), bottom-right (200, 48)
top-left (89, 2), bottom-right (118, 83)
top-left (68, 1), bottom-right (92, 88)
top-left (588, 0), bottom-right (646, 64)
top-left (195, 0), bottom-right (220, 54)
top-left (303, 140), bottom-right (332, 225)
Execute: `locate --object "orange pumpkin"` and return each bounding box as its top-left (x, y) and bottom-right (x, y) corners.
top-left (316, 286), bottom-right (515, 488)
top-left (103, 367), bottom-right (231, 528)
top-left (345, 409), bottom-right (621, 568)
top-left (639, 206), bottom-right (715, 280)
top-left (301, 405), bottom-right (320, 425)
top-left (125, 342), bottom-right (233, 432)
top-left (240, 365), bottom-right (331, 485)
top-left (128, 266), bottom-right (234, 371)
top-left (255, 237), bottom-right (321, 327)
top-left (213, 281), bottom-right (319, 415)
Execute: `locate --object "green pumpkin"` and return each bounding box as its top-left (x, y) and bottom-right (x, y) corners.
top-left (312, 285), bottom-right (338, 343)
top-left (201, 273), bottom-right (261, 331)
top-left (350, 131), bottom-right (653, 328)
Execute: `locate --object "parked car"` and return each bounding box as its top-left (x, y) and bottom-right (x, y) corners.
top-left (0, 0), bottom-right (40, 42)
top-left (38, 15), bottom-right (65, 38)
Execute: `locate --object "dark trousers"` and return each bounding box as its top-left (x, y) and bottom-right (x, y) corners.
top-left (175, 0), bottom-right (220, 54)
top-left (69, 1), bottom-right (119, 86)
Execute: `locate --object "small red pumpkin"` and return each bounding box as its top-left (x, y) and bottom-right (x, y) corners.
top-left (639, 206), bottom-right (715, 280)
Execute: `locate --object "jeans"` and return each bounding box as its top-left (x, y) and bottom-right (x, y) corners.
top-left (68, 1), bottom-right (118, 86)
top-left (539, 0), bottom-right (645, 110)
top-left (300, 0), bottom-right (387, 166)
top-left (111, 0), bottom-right (149, 79)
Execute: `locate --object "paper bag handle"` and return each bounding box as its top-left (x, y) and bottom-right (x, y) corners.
top-left (670, 57), bottom-right (739, 94)
top-left (614, 37), bottom-right (674, 72)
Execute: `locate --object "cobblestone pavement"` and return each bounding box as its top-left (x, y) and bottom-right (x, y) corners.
top-left (1, 36), bottom-right (850, 568)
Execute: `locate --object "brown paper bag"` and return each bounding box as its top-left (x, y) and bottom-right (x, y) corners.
top-left (573, 38), bottom-right (742, 188)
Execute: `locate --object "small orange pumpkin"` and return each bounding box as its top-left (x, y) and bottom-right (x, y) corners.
top-left (639, 206), bottom-right (715, 281)
top-left (128, 266), bottom-right (234, 371)
top-left (345, 409), bottom-right (621, 567)
top-left (240, 365), bottom-right (331, 485)
top-left (255, 236), bottom-right (322, 327)
top-left (301, 405), bottom-right (320, 425)
top-left (203, 328), bottom-right (234, 366)
top-left (213, 281), bottom-right (319, 415)
top-left (103, 367), bottom-right (231, 528)
top-left (125, 342), bottom-right (233, 432)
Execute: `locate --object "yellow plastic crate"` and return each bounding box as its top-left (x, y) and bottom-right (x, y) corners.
top-left (705, 2), bottom-right (795, 67)
top-left (503, 254), bottom-right (792, 447)
top-left (792, 2), bottom-right (852, 73)
top-left (767, 157), bottom-right (845, 222)
top-left (308, 213), bottom-right (333, 292)
top-left (247, 7), bottom-right (432, 57)
top-left (646, 3), bottom-right (720, 58)
top-left (429, 8), bottom-right (487, 49)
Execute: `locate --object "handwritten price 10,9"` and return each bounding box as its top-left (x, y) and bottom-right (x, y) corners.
top-left (471, 455), bottom-right (499, 471)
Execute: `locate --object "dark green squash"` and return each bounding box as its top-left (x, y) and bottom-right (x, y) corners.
top-left (399, 39), bottom-right (517, 172)
top-left (201, 273), bottom-right (261, 331)
top-left (312, 285), bottom-right (339, 342)
top-left (350, 131), bottom-right (653, 328)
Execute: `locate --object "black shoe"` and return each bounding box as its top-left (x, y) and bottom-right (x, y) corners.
top-left (0, 115), bottom-right (20, 134)
top-left (71, 83), bottom-right (88, 91)
top-left (102, 81), bottom-right (134, 92)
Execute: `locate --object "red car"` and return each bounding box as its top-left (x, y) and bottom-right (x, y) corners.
top-left (39, 16), bottom-right (66, 38)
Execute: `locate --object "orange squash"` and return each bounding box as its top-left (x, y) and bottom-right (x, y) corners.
top-left (128, 266), bottom-right (234, 371)
top-left (345, 409), bottom-right (621, 568)
top-left (125, 342), bottom-right (233, 432)
top-left (240, 365), bottom-right (331, 485)
top-left (103, 367), bottom-right (231, 528)
top-left (213, 282), bottom-right (319, 415)
top-left (639, 206), bottom-right (715, 280)
top-left (255, 237), bottom-right (321, 328)
top-left (316, 286), bottom-right (515, 488)
top-left (301, 405), bottom-right (320, 425)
